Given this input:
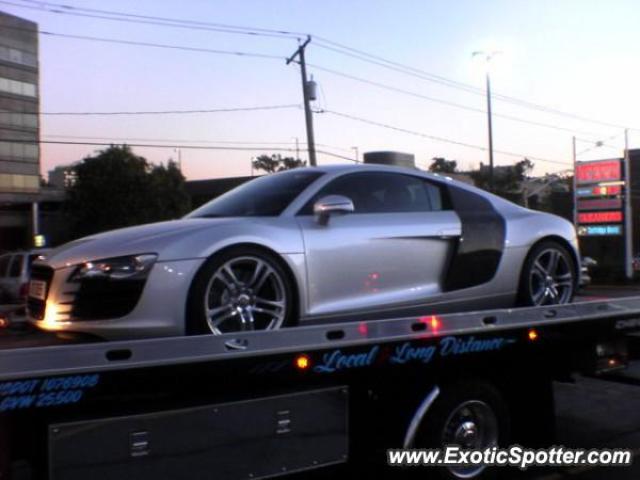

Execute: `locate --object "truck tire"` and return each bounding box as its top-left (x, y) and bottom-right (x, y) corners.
top-left (413, 381), bottom-right (510, 479)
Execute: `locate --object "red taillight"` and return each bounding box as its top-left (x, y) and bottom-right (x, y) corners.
top-left (358, 322), bottom-right (368, 336)
top-left (419, 315), bottom-right (442, 332)
top-left (19, 282), bottom-right (29, 298)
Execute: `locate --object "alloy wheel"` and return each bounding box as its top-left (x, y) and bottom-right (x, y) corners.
top-left (203, 256), bottom-right (287, 334)
top-left (528, 248), bottom-right (574, 306)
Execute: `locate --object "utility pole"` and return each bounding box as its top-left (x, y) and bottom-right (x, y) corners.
top-left (624, 129), bottom-right (633, 280)
top-left (287, 36), bottom-right (317, 166)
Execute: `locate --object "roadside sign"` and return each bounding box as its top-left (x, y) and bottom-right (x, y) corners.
top-left (576, 159), bottom-right (622, 185)
top-left (577, 225), bottom-right (623, 236)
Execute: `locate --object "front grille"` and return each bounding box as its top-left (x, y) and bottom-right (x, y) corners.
top-left (27, 264), bottom-right (54, 320)
top-left (71, 278), bottom-right (146, 320)
top-left (30, 264), bottom-right (54, 282)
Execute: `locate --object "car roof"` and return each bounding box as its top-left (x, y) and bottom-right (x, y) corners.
top-left (300, 163), bottom-right (525, 213)
top-left (307, 163), bottom-right (451, 182)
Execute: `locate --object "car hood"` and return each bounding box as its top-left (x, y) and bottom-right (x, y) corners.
top-left (43, 218), bottom-right (236, 269)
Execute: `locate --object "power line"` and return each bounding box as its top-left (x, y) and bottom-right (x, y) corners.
top-left (5, 0), bottom-right (636, 132)
top-left (305, 63), bottom-right (603, 138)
top-left (317, 109), bottom-right (569, 166)
top-left (0, 0), bottom-right (303, 40)
top-left (575, 133), bottom-right (624, 157)
top-left (5, 138), bottom-right (358, 162)
top-left (5, 19), bottom-right (600, 137)
top-left (7, 0), bottom-right (638, 131)
top-left (15, 0), bottom-right (306, 37)
top-left (312, 37), bottom-right (636, 131)
top-left (3, 104), bottom-right (301, 116)
top-left (39, 30), bottom-right (286, 59)
top-left (0, 22), bottom-right (288, 59)
top-left (43, 134), bottom-right (354, 153)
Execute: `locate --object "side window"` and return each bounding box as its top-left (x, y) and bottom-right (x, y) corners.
top-left (300, 172), bottom-right (450, 214)
top-left (0, 255), bottom-right (9, 277)
top-left (8, 255), bottom-right (23, 277)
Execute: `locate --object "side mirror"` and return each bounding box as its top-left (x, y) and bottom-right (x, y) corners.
top-left (313, 195), bottom-right (354, 225)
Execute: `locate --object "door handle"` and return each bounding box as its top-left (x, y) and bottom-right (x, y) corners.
top-left (437, 228), bottom-right (460, 238)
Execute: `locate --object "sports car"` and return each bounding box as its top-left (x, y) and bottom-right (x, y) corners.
top-left (28, 164), bottom-right (580, 340)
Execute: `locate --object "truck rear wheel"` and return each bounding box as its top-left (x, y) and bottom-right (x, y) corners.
top-left (413, 381), bottom-right (510, 479)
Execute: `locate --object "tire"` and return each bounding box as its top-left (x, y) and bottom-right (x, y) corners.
top-left (517, 240), bottom-right (576, 307)
top-left (185, 246), bottom-right (296, 335)
top-left (413, 381), bottom-right (510, 479)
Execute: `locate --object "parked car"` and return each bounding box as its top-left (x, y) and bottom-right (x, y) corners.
top-left (0, 249), bottom-right (50, 304)
top-left (579, 256), bottom-right (597, 289)
top-left (28, 164), bottom-right (580, 340)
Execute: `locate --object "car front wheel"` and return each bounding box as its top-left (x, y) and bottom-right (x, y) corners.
top-left (186, 247), bottom-right (295, 335)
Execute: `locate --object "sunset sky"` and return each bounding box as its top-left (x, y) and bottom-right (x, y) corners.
top-left (3, 0), bottom-right (640, 180)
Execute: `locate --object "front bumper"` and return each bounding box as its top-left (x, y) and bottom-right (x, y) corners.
top-left (28, 259), bottom-right (202, 340)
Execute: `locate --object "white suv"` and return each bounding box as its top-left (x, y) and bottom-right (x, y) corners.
top-left (0, 249), bottom-right (50, 305)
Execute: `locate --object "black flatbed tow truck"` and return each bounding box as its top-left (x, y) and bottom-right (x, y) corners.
top-left (2, 297), bottom-right (640, 480)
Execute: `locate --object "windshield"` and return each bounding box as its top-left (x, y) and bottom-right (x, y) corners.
top-left (187, 170), bottom-right (324, 218)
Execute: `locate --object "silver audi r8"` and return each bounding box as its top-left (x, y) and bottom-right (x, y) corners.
top-left (28, 164), bottom-right (580, 340)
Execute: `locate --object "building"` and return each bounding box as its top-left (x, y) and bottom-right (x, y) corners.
top-left (0, 11), bottom-right (40, 251)
top-left (48, 164), bottom-right (76, 189)
top-left (186, 176), bottom-right (256, 209)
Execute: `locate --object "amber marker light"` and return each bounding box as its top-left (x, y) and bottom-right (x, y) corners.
top-left (528, 329), bottom-right (539, 341)
top-left (295, 354), bottom-right (311, 371)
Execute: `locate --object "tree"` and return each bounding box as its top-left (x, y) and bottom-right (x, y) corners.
top-left (470, 158), bottom-right (534, 202)
top-left (252, 154), bottom-right (306, 174)
top-left (64, 145), bottom-right (191, 239)
top-left (429, 157), bottom-right (458, 174)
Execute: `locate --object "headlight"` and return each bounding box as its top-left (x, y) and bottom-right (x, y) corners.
top-left (70, 254), bottom-right (157, 281)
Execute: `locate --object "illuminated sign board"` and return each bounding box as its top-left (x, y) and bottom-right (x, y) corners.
top-left (575, 184), bottom-right (623, 197)
top-left (577, 224), bottom-right (623, 236)
top-left (576, 159), bottom-right (622, 185)
top-left (578, 211), bottom-right (623, 224)
top-left (577, 198), bottom-right (623, 211)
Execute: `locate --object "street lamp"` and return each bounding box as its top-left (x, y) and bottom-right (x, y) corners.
top-left (351, 146), bottom-right (359, 163)
top-left (174, 147), bottom-right (182, 171)
top-left (292, 137), bottom-right (300, 161)
top-left (472, 50), bottom-right (501, 192)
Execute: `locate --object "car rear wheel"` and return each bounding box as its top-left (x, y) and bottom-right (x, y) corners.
top-left (518, 241), bottom-right (576, 307)
top-left (186, 247), bottom-right (295, 335)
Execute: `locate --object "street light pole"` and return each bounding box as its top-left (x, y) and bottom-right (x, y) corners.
top-left (624, 129), bottom-right (633, 280)
top-left (485, 70), bottom-right (494, 192)
top-left (351, 146), bottom-right (359, 163)
top-left (174, 147), bottom-right (182, 171)
top-left (572, 136), bottom-right (577, 228)
top-left (473, 51), bottom-right (499, 192)
top-left (293, 137), bottom-right (300, 161)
